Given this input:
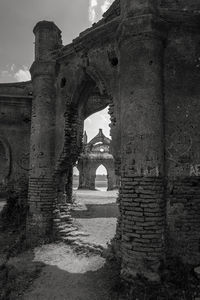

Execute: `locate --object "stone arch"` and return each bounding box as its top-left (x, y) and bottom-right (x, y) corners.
top-left (77, 128), bottom-right (118, 192)
top-left (85, 65), bottom-right (109, 96)
top-left (54, 65), bottom-right (114, 204)
top-left (73, 166), bottom-right (79, 190)
top-left (72, 68), bottom-right (111, 120)
top-left (95, 163), bottom-right (108, 191)
top-left (96, 161), bottom-right (117, 191)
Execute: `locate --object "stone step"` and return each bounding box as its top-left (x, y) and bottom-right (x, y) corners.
top-left (60, 216), bottom-right (73, 222)
top-left (58, 223), bottom-right (72, 229)
top-left (66, 231), bottom-right (89, 237)
top-left (53, 219), bottom-right (61, 223)
top-left (59, 205), bottom-right (71, 210)
top-left (73, 231), bottom-right (89, 237)
top-left (59, 227), bottom-right (78, 234)
top-left (62, 236), bottom-right (82, 243)
top-left (72, 241), bottom-right (104, 254)
top-left (60, 213), bottom-right (71, 217)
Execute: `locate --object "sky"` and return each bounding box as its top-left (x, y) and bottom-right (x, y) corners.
top-left (0, 0), bottom-right (114, 175)
top-left (0, 0), bottom-right (113, 146)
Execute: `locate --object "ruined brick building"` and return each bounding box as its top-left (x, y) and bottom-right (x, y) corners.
top-left (77, 129), bottom-right (118, 190)
top-left (0, 0), bottom-right (200, 282)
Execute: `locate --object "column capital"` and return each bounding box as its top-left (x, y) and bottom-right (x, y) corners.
top-left (33, 20), bottom-right (61, 35)
top-left (33, 20), bottom-right (62, 61)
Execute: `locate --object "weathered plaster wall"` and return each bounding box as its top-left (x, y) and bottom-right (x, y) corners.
top-left (118, 13), bottom-right (166, 279)
top-left (165, 26), bottom-right (200, 264)
top-left (0, 82), bottom-right (32, 193)
top-left (160, 0), bottom-right (200, 10)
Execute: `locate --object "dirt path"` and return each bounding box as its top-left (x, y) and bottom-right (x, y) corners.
top-left (22, 190), bottom-right (119, 300)
top-left (23, 243), bottom-right (118, 300)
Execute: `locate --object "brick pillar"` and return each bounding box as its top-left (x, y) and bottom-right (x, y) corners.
top-left (27, 21), bottom-right (62, 242)
top-left (65, 164), bottom-right (73, 203)
top-left (118, 5), bottom-right (167, 281)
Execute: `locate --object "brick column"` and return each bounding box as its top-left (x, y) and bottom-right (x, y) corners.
top-left (27, 21), bottom-right (62, 242)
top-left (65, 164), bottom-right (73, 203)
top-left (118, 4), bottom-right (167, 281)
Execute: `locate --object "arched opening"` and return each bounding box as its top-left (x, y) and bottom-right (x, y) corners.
top-left (55, 69), bottom-right (119, 255)
top-left (95, 164), bottom-right (108, 191)
top-left (73, 166), bottom-right (79, 190)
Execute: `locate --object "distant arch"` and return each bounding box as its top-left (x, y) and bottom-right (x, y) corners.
top-left (73, 166), bottom-right (79, 190)
top-left (95, 164), bottom-right (108, 191)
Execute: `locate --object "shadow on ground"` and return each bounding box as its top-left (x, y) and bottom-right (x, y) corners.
top-left (0, 239), bottom-right (121, 300)
top-left (22, 259), bottom-right (120, 300)
top-left (71, 203), bottom-right (119, 219)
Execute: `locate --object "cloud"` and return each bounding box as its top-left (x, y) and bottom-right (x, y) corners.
top-left (14, 65), bottom-right (31, 82)
top-left (11, 64), bottom-right (15, 72)
top-left (101, 0), bottom-right (114, 14)
top-left (88, 0), bottom-right (114, 23)
top-left (89, 0), bottom-right (98, 23)
top-left (0, 64), bottom-right (31, 83)
top-left (84, 107), bottom-right (111, 141)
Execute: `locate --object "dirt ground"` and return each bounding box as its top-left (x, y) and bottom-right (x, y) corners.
top-left (72, 189), bottom-right (118, 248)
top-left (1, 190), bottom-right (200, 299)
top-left (22, 243), bottom-right (119, 300)
top-left (20, 189), bottom-right (119, 300)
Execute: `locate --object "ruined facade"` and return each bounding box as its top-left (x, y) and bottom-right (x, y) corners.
top-left (1, 0), bottom-right (200, 282)
top-left (0, 82), bottom-right (32, 194)
top-left (77, 129), bottom-right (117, 191)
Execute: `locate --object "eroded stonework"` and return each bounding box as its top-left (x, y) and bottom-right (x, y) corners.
top-left (1, 0), bottom-right (200, 282)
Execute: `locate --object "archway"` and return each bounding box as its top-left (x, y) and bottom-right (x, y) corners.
top-left (95, 164), bottom-right (108, 191)
top-left (73, 166), bottom-right (79, 190)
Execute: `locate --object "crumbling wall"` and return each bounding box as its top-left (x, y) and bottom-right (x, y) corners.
top-left (0, 85), bottom-right (32, 194)
top-left (165, 25), bottom-right (200, 264)
top-left (160, 0), bottom-right (200, 10)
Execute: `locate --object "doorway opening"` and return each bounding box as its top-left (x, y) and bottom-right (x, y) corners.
top-left (73, 166), bottom-right (79, 190)
top-left (95, 164), bottom-right (108, 191)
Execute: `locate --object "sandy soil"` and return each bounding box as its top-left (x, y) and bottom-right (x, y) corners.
top-left (22, 190), bottom-right (119, 300)
top-left (23, 243), bottom-right (116, 300)
top-left (73, 189), bottom-right (118, 206)
top-left (72, 189), bottom-right (118, 248)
